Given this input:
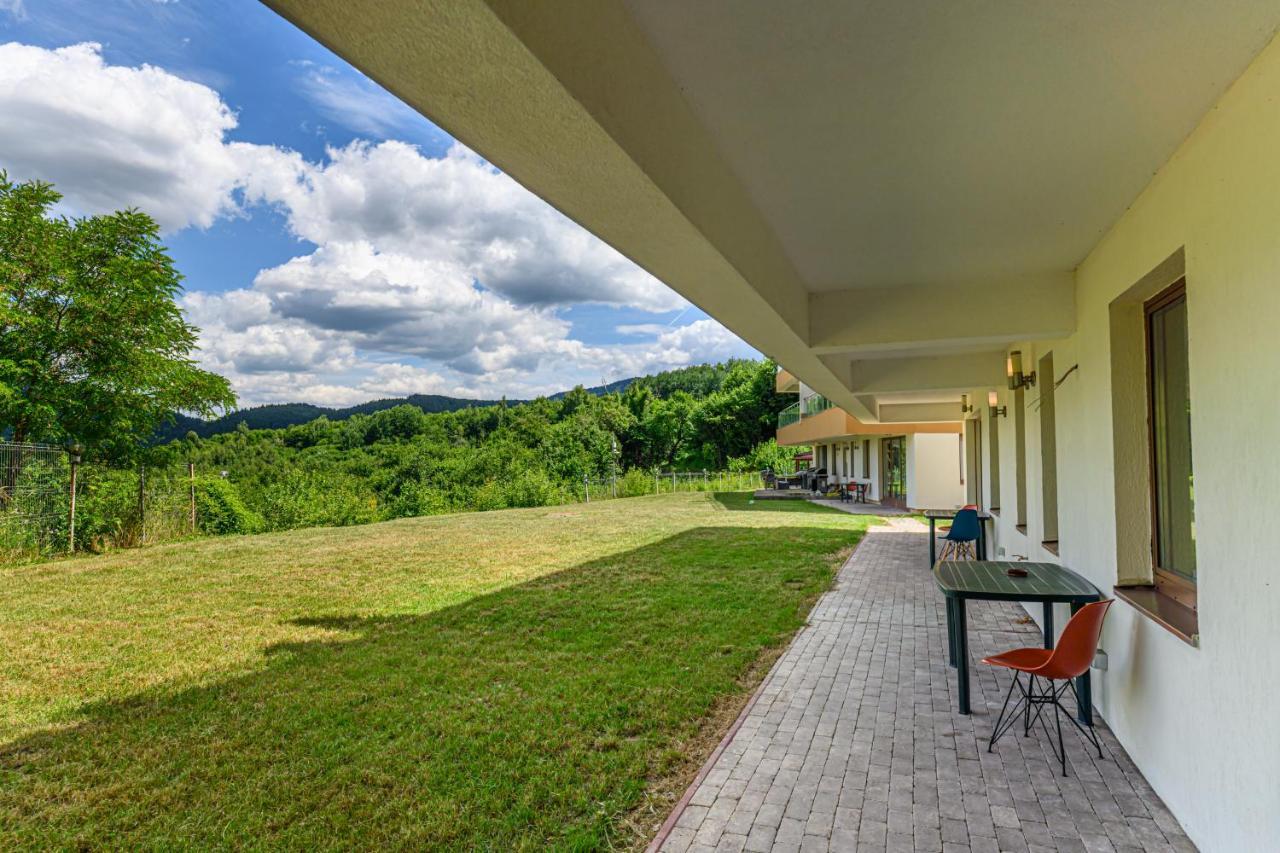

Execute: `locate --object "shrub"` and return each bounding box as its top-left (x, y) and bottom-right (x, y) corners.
top-left (618, 468), bottom-right (654, 498)
top-left (260, 470), bottom-right (380, 531)
top-left (194, 476), bottom-right (262, 535)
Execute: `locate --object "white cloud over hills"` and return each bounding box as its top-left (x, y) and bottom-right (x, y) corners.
top-left (0, 41), bottom-right (753, 405)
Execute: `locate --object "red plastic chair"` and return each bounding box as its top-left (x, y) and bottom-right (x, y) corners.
top-left (982, 599), bottom-right (1112, 776)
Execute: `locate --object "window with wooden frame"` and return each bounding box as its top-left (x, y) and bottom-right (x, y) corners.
top-left (1145, 279), bottom-right (1197, 609)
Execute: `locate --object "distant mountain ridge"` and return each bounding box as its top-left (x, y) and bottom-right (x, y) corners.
top-left (156, 379), bottom-right (637, 442)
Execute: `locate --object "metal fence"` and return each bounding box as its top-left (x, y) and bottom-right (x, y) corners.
top-left (579, 470), bottom-right (763, 502)
top-left (0, 442), bottom-right (199, 563)
top-left (0, 441), bottom-right (68, 557)
top-left (2, 439), bottom-right (770, 562)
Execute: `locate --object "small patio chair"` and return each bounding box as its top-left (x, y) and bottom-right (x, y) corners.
top-left (935, 504), bottom-right (976, 536)
top-left (936, 508), bottom-right (980, 560)
top-left (983, 599), bottom-right (1113, 777)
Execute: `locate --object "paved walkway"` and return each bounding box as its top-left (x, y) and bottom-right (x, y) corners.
top-left (657, 522), bottom-right (1193, 853)
top-left (806, 498), bottom-right (912, 517)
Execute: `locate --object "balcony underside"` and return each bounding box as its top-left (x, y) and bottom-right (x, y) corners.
top-left (266, 0), bottom-right (1280, 421)
top-left (776, 406), bottom-right (960, 446)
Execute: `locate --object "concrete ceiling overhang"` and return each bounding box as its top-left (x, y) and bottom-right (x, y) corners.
top-left (263, 0), bottom-right (1280, 419)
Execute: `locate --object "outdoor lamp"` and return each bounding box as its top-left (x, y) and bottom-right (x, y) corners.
top-left (66, 442), bottom-right (84, 465)
top-left (988, 390), bottom-right (1007, 418)
top-left (960, 394), bottom-right (973, 414)
top-left (1006, 350), bottom-right (1036, 390)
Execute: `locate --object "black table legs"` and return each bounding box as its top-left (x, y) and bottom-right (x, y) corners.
top-left (1070, 602), bottom-right (1094, 726)
top-left (928, 516), bottom-right (937, 567)
top-left (955, 598), bottom-right (970, 714)
top-left (946, 596), bottom-right (1093, 724)
top-left (946, 596), bottom-right (957, 668)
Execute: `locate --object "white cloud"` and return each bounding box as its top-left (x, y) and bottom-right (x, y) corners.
top-left (239, 140), bottom-right (684, 312)
top-left (0, 42), bottom-right (244, 230)
top-left (0, 41), bottom-right (754, 405)
top-left (615, 323), bottom-right (669, 337)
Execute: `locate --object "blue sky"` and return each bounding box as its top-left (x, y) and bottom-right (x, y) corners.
top-left (0, 0), bottom-right (753, 406)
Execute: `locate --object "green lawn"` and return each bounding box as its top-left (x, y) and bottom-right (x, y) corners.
top-left (0, 492), bottom-right (877, 850)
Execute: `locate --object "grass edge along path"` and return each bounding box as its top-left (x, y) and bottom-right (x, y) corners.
top-left (0, 492), bottom-right (879, 850)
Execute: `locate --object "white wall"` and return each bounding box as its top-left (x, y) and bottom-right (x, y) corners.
top-left (906, 433), bottom-right (964, 510)
top-left (970, 34), bottom-right (1280, 850)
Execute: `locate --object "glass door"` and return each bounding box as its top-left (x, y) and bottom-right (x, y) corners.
top-left (881, 436), bottom-right (907, 507)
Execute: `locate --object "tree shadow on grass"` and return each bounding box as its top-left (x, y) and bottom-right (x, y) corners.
top-left (0, 525), bottom-right (857, 851)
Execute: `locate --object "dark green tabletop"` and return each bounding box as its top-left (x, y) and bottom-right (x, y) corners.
top-left (923, 508), bottom-right (992, 520)
top-left (934, 560), bottom-right (1100, 602)
top-left (934, 560), bottom-right (1102, 719)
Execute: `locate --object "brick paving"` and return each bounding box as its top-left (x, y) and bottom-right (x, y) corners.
top-left (657, 522), bottom-right (1194, 853)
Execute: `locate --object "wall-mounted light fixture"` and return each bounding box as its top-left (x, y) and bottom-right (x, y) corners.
top-left (1006, 350), bottom-right (1036, 390)
top-left (960, 393), bottom-right (973, 414)
top-left (988, 390), bottom-right (1007, 418)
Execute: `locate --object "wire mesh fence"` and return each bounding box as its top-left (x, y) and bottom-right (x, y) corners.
top-left (1, 438), bottom-right (769, 563)
top-left (0, 443), bottom-right (200, 564)
top-left (0, 441), bottom-right (69, 557)
top-left (579, 470), bottom-right (763, 502)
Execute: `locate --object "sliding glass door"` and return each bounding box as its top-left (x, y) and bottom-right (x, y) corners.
top-left (881, 436), bottom-right (906, 507)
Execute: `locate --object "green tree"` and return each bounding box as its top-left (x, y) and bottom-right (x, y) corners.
top-left (0, 174), bottom-right (235, 458)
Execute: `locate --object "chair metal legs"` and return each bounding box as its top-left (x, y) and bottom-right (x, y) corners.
top-left (988, 671), bottom-right (1105, 777)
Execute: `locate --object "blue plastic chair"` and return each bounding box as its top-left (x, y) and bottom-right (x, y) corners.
top-left (938, 508), bottom-right (980, 560)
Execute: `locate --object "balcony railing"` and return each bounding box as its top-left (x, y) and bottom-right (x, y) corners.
top-left (778, 395), bottom-right (836, 429)
top-left (802, 394), bottom-right (834, 416)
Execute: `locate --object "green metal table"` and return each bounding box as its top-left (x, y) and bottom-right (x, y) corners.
top-left (934, 560), bottom-right (1102, 722)
top-left (924, 509), bottom-right (992, 564)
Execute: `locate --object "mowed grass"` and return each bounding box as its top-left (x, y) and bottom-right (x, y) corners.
top-left (0, 492), bottom-right (876, 850)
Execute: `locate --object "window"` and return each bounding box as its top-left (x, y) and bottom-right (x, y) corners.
top-left (1146, 280), bottom-right (1196, 608)
top-left (1039, 352), bottom-right (1059, 549)
top-left (862, 440), bottom-right (870, 479)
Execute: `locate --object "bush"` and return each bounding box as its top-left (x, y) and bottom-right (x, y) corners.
top-left (728, 439), bottom-right (799, 474)
top-left (260, 470), bottom-right (380, 531)
top-left (503, 468), bottom-right (563, 508)
top-left (618, 468), bottom-right (655, 498)
top-left (194, 476), bottom-right (262, 535)
top-left (75, 468), bottom-right (143, 550)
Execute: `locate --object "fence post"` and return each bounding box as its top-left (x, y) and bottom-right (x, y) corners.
top-left (187, 461), bottom-right (196, 533)
top-left (654, 470), bottom-right (659, 495)
top-left (138, 463), bottom-right (146, 545)
top-left (67, 454), bottom-right (79, 554)
top-left (583, 473), bottom-right (590, 503)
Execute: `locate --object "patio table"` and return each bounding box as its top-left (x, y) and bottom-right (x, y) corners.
top-left (934, 560), bottom-right (1102, 722)
top-left (924, 508), bottom-right (993, 564)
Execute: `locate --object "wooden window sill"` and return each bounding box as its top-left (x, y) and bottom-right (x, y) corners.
top-left (1113, 585), bottom-right (1199, 647)
top-left (1014, 524), bottom-right (1027, 535)
top-left (1041, 540), bottom-right (1059, 556)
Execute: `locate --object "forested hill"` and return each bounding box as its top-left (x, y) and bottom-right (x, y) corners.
top-left (142, 358), bottom-right (793, 534)
top-left (158, 361), bottom-right (754, 442)
top-left (156, 394), bottom-right (507, 442)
